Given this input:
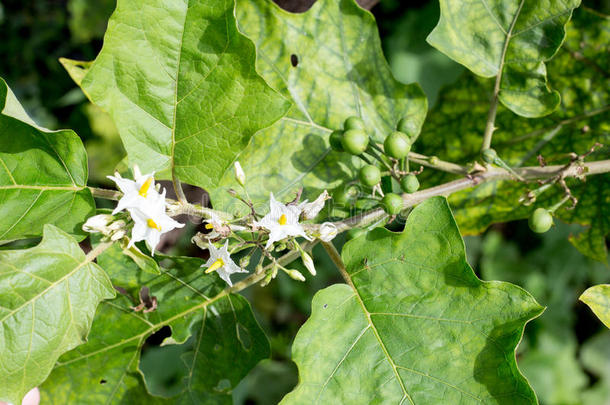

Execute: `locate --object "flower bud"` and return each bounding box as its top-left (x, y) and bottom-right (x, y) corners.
top-left (239, 255), bottom-right (251, 268)
top-left (302, 190), bottom-right (330, 220)
top-left (301, 250), bottom-right (316, 276)
top-left (83, 214), bottom-right (113, 234)
top-left (285, 269), bottom-right (306, 282)
top-left (319, 222), bottom-right (338, 242)
top-left (110, 229), bottom-right (126, 241)
top-left (234, 161), bottom-right (246, 186)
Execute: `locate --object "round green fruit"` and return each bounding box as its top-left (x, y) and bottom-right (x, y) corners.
top-left (397, 118), bottom-right (418, 139)
top-left (332, 185), bottom-right (359, 206)
top-left (381, 193), bottom-right (403, 215)
top-left (359, 165), bottom-right (381, 187)
top-left (384, 131), bottom-right (411, 159)
top-left (329, 130), bottom-right (344, 152)
top-left (400, 174), bottom-right (420, 193)
top-left (528, 208), bottom-right (553, 233)
top-left (344, 116), bottom-right (365, 130)
top-left (342, 129), bottom-right (369, 155)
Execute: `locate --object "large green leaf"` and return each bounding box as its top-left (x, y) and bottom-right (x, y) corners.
top-left (0, 225), bottom-right (115, 405)
top-left (0, 78), bottom-right (95, 243)
top-left (417, 8), bottom-right (610, 261)
top-left (580, 284), bottom-right (610, 328)
top-left (211, 0), bottom-right (427, 213)
top-left (427, 0), bottom-right (580, 117)
top-left (40, 244), bottom-right (269, 403)
top-left (66, 0), bottom-right (290, 190)
top-left (283, 197), bottom-right (543, 404)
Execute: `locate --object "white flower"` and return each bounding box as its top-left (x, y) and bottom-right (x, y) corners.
top-left (319, 222), bottom-right (338, 242)
top-left (254, 193), bottom-right (312, 249)
top-left (82, 214), bottom-right (113, 234)
top-left (301, 250), bottom-right (316, 276)
top-left (301, 190), bottom-right (330, 220)
top-left (234, 161), bottom-right (246, 186)
top-left (107, 165), bottom-right (159, 215)
top-left (128, 190), bottom-right (184, 255)
top-left (202, 240), bottom-right (247, 286)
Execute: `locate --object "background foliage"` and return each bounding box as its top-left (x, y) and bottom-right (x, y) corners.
top-left (0, 0), bottom-right (608, 404)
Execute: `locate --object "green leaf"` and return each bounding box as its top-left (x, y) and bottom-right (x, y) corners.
top-left (283, 197), bottom-right (543, 404)
top-left (0, 78), bottom-right (95, 243)
top-left (417, 8), bottom-right (610, 261)
top-left (427, 0), bottom-right (580, 117)
top-left (0, 225), bottom-right (115, 405)
top-left (66, 0), bottom-right (290, 190)
top-left (211, 0), bottom-right (427, 213)
top-left (580, 284), bottom-right (610, 328)
top-left (41, 244), bottom-right (269, 403)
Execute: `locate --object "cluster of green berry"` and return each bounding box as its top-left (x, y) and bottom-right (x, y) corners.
top-left (329, 116), bottom-right (420, 216)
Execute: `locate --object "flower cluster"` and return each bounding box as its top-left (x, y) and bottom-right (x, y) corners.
top-left (108, 166), bottom-right (184, 254)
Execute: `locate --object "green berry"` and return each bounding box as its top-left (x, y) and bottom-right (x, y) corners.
top-left (528, 208), bottom-right (553, 233)
top-left (344, 116), bottom-right (365, 130)
top-left (332, 185), bottom-right (359, 206)
top-left (381, 193), bottom-right (403, 215)
top-left (342, 129), bottom-right (369, 155)
top-left (482, 148), bottom-right (498, 164)
top-left (400, 174), bottom-right (420, 193)
top-left (397, 118), bottom-right (418, 139)
top-left (359, 165), bottom-right (381, 187)
top-left (384, 131), bottom-right (411, 159)
top-left (329, 130), bottom-right (344, 152)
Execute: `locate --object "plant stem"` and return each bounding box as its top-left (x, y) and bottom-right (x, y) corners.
top-left (321, 241), bottom-right (352, 286)
top-left (407, 152), bottom-right (469, 174)
top-left (173, 177), bottom-right (187, 204)
top-left (481, 0), bottom-right (525, 152)
top-left (88, 187), bottom-right (121, 200)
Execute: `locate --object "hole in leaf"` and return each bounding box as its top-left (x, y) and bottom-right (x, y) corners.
top-left (144, 325), bottom-right (172, 347)
top-left (290, 54), bottom-right (299, 67)
top-left (236, 323), bottom-right (252, 351)
top-left (100, 379), bottom-right (107, 384)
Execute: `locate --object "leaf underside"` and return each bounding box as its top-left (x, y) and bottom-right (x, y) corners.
top-left (0, 225), bottom-right (115, 404)
top-left (427, 0), bottom-right (581, 117)
top-left (40, 245), bottom-right (269, 403)
top-left (417, 8), bottom-right (610, 261)
top-left (580, 284), bottom-right (610, 328)
top-left (211, 0), bottom-right (427, 214)
top-left (283, 197), bottom-right (543, 404)
top-left (0, 78), bottom-right (94, 243)
top-left (68, 0), bottom-right (290, 191)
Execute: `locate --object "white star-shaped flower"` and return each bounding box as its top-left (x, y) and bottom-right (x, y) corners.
top-left (202, 240), bottom-right (247, 286)
top-left (128, 190), bottom-right (184, 255)
top-left (107, 165), bottom-right (159, 214)
top-left (255, 193), bottom-right (312, 249)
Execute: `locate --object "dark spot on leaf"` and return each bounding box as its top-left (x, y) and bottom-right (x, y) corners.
top-left (100, 379), bottom-right (107, 384)
top-left (214, 379), bottom-right (231, 392)
top-left (290, 54), bottom-right (298, 67)
top-left (323, 304), bottom-right (328, 309)
top-left (214, 344), bottom-right (222, 352)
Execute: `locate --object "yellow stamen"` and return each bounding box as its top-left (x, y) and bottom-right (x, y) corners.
top-left (147, 218), bottom-right (162, 231)
top-left (206, 258), bottom-right (224, 274)
top-left (278, 214), bottom-right (287, 225)
top-left (139, 177), bottom-right (153, 197)
top-left (204, 223), bottom-right (214, 230)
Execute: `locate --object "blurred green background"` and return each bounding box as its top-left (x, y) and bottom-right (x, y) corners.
top-left (1, 0), bottom-right (609, 404)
